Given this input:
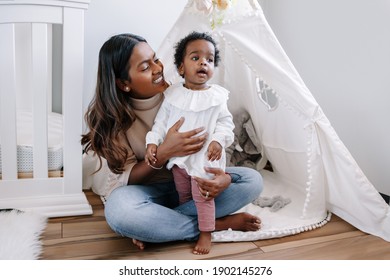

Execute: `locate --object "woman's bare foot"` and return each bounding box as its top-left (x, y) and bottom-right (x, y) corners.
top-left (193, 231), bottom-right (212, 255)
top-left (215, 212), bottom-right (261, 231)
top-left (132, 238), bottom-right (145, 250)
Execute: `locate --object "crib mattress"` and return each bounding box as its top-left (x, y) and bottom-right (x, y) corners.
top-left (0, 111), bottom-right (63, 174)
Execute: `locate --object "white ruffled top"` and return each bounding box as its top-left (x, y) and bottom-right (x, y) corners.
top-left (146, 82), bottom-right (235, 178)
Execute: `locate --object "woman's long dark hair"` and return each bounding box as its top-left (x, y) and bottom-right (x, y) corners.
top-left (81, 33), bottom-right (147, 174)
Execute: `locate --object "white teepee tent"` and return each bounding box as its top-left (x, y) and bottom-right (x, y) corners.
top-left (158, 0), bottom-right (390, 242)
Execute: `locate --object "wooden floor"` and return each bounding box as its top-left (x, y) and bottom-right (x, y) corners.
top-left (41, 190), bottom-right (390, 260)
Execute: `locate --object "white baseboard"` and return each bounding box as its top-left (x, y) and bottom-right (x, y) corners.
top-left (0, 193), bottom-right (92, 217)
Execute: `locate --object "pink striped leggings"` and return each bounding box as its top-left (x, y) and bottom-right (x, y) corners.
top-left (172, 165), bottom-right (215, 232)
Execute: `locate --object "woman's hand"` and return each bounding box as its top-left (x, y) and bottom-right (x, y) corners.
top-left (157, 117), bottom-right (208, 162)
top-left (192, 167), bottom-right (231, 199)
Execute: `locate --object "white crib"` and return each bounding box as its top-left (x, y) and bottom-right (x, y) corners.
top-left (0, 0), bottom-right (92, 217)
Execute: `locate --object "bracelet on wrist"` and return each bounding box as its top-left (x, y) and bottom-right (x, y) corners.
top-left (148, 163), bottom-right (164, 170)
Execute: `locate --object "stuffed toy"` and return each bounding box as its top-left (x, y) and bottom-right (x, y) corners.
top-left (226, 110), bottom-right (262, 168)
top-left (252, 195), bottom-right (292, 212)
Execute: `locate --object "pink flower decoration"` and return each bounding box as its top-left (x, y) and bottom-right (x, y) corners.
top-left (195, 0), bottom-right (213, 13)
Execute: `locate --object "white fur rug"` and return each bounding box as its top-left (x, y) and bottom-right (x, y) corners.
top-left (0, 210), bottom-right (47, 260)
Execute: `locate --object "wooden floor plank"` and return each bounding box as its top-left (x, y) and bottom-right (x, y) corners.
top-left (42, 223), bottom-right (62, 240)
top-left (115, 241), bottom-right (260, 260)
top-left (61, 220), bottom-right (114, 238)
top-left (260, 231), bottom-right (366, 253)
top-left (42, 237), bottom-right (135, 260)
top-left (256, 235), bottom-right (390, 260)
top-left (43, 232), bottom-right (120, 246)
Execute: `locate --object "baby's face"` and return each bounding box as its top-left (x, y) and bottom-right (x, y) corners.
top-left (179, 39), bottom-right (215, 90)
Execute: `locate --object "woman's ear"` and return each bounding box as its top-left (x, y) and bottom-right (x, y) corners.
top-left (116, 79), bottom-right (131, 92)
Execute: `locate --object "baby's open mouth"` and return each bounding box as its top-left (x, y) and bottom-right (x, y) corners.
top-left (197, 69), bottom-right (207, 75)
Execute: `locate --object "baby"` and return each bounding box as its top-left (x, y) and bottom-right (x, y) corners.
top-left (145, 31), bottom-right (234, 254)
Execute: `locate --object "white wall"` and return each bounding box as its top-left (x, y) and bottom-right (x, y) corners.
top-left (82, 0), bottom-right (186, 116)
top-left (260, 0), bottom-right (390, 195)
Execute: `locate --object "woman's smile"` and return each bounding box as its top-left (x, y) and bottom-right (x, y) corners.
top-left (153, 75), bottom-right (164, 84)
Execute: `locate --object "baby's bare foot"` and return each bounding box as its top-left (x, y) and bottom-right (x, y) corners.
top-left (193, 231), bottom-right (212, 255)
top-left (216, 212), bottom-right (261, 231)
top-left (132, 238), bottom-right (145, 250)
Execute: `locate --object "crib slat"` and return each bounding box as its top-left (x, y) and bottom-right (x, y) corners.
top-left (32, 23), bottom-right (49, 178)
top-left (62, 7), bottom-right (84, 193)
top-left (0, 23), bottom-right (18, 180)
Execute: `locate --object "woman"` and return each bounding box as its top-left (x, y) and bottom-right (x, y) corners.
top-left (81, 33), bottom-right (263, 250)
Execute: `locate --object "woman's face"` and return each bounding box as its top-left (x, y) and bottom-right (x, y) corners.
top-left (125, 42), bottom-right (168, 99)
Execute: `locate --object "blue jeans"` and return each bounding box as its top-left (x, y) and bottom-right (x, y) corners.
top-left (104, 166), bottom-right (263, 243)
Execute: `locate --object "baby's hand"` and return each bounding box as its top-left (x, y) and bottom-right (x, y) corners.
top-left (145, 144), bottom-right (158, 165)
top-left (207, 141), bottom-right (222, 161)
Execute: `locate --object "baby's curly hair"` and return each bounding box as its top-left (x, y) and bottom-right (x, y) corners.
top-left (174, 31), bottom-right (220, 73)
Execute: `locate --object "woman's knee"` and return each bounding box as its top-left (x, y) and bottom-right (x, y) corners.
top-left (104, 186), bottom-right (145, 232)
top-left (246, 168), bottom-right (263, 196)
top-left (227, 166), bottom-right (263, 198)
